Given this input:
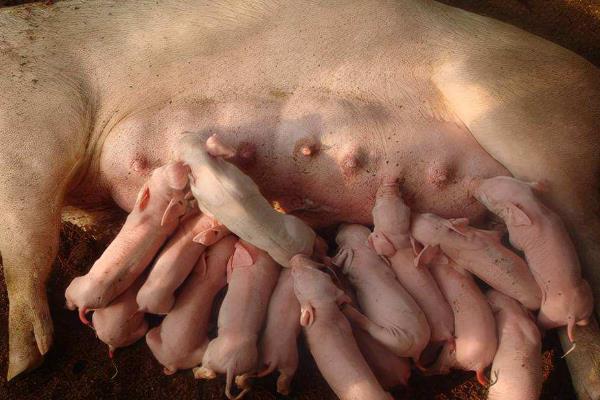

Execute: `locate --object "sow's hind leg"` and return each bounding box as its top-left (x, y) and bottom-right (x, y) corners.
top-left (0, 75), bottom-right (89, 379)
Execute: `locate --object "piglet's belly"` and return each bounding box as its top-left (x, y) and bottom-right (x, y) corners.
top-left (92, 94), bottom-right (510, 227)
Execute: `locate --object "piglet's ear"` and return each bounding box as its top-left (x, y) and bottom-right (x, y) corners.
top-left (226, 256), bottom-right (234, 283)
top-left (368, 232), bottom-right (396, 257)
top-left (135, 184), bottom-right (150, 211)
top-left (505, 202), bottom-right (532, 227)
top-left (331, 248), bottom-right (354, 270)
top-left (231, 242), bottom-right (255, 269)
top-left (300, 305), bottom-right (315, 327)
top-left (161, 198), bottom-right (185, 227)
top-left (449, 218), bottom-right (469, 228)
top-left (193, 224), bottom-right (228, 246)
top-left (444, 218), bottom-right (469, 236)
top-left (414, 244), bottom-right (441, 267)
top-left (193, 229), bottom-right (216, 245)
top-left (409, 236), bottom-right (423, 256)
top-left (195, 253), bottom-right (208, 279)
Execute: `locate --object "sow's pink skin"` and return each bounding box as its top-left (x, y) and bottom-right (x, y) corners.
top-left (146, 235), bottom-right (235, 374)
top-left (136, 212), bottom-right (229, 315)
top-left (426, 251), bottom-right (497, 385)
top-left (411, 212), bottom-right (541, 311)
top-left (486, 290), bottom-right (543, 400)
top-left (91, 276), bottom-right (148, 357)
top-left (290, 255), bottom-right (392, 400)
top-left (471, 176), bottom-right (593, 341)
top-left (256, 268), bottom-right (301, 395)
top-left (333, 224), bottom-right (430, 361)
top-left (193, 240), bottom-right (280, 400)
top-left (65, 162), bottom-right (189, 322)
top-left (369, 178), bottom-right (454, 345)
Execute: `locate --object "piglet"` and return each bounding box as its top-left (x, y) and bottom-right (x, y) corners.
top-left (92, 276), bottom-right (148, 358)
top-left (256, 268), bottom-right (301, 395)
top-left (411, 213), bottom-right (541, 311)
top-left (176, 133), bottom-right (316, 267)
top-left (337, 272), bottom-right (411, 389)
top-left (471, 176), bottom-right (593, 341)
top-left (65, 162), bottom-right (189, 321)
top-left (137, 212), bottom-right (229, 315)
top-left (333, 224), bottom-right (430, 361)
top-left (290, 255), bottom-right (392, 400)
top-left (369, 177), bottom-right (454, 346)
top-left (426, 251), bottom-right (497, 385)
top-left (193, 240), bottom-right (280, 400)
top-left (146, 235), bottom-right (235, 374)
top-left (353, 328), bottom-right (411, 390)
top-left (486, 289), bottom-right (543, 400)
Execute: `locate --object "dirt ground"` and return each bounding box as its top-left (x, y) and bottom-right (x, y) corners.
top-left (1, 0), bottom-right (598, 399)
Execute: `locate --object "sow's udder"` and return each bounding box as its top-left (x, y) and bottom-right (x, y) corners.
top-left (91, 93), bottom-right (510, 227)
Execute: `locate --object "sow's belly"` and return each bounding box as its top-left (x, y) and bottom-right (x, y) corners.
top-left (90, 93), bottom-right (510, 228)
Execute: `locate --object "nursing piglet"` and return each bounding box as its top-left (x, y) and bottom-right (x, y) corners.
top-left (146, 235), bottom-right (235, 374)
top-left (92, 276), bottom-right (148, 357)
top-left (176, 134), bottom-right (316, 267)
top-left (65, 162), bottom-right (189, 321)
top-left (411, 213), bottom-right (541, 310)
top-left (471, 176), bottom-right (593, 341)
top-left (257, 268), bottom-right (301, 395)
top-left (486, 290), bottom-right (543, 400)
top-left (426, 250), bottom-right (497, 385)
top-left (334, 224), bottom-right (430, 361)
top-left (337, 273), bottom-right (411, 389)
top-left (369, 178), bottom-right (454, 346)
top-left (290, 255), bottom-right (392, 400)
top-left (137, 212), bottom-right (229, 315)
top-left (193, 241), bottom-right (280, 400)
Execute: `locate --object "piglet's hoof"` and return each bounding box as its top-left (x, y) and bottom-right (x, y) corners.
top-left (193, 366), bottom-right (216, 380)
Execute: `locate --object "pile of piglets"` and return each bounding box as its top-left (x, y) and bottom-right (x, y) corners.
top-left (64, 135), bottom-right (593, 400)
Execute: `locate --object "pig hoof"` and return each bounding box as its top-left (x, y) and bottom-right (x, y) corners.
top-left (7, 300), bottom-right (53, 380)
top-left (193, 366), bottom-right (216, 380)
top-left (235, 373), bottom-right (252, 389)
top-left (276, 373), bottom-right (292, 395)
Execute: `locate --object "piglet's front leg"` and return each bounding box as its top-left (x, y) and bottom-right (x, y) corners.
top-left (193, 241), bottom-right (280, 400)
top-left (65, 162), bottom-right (190, 320)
